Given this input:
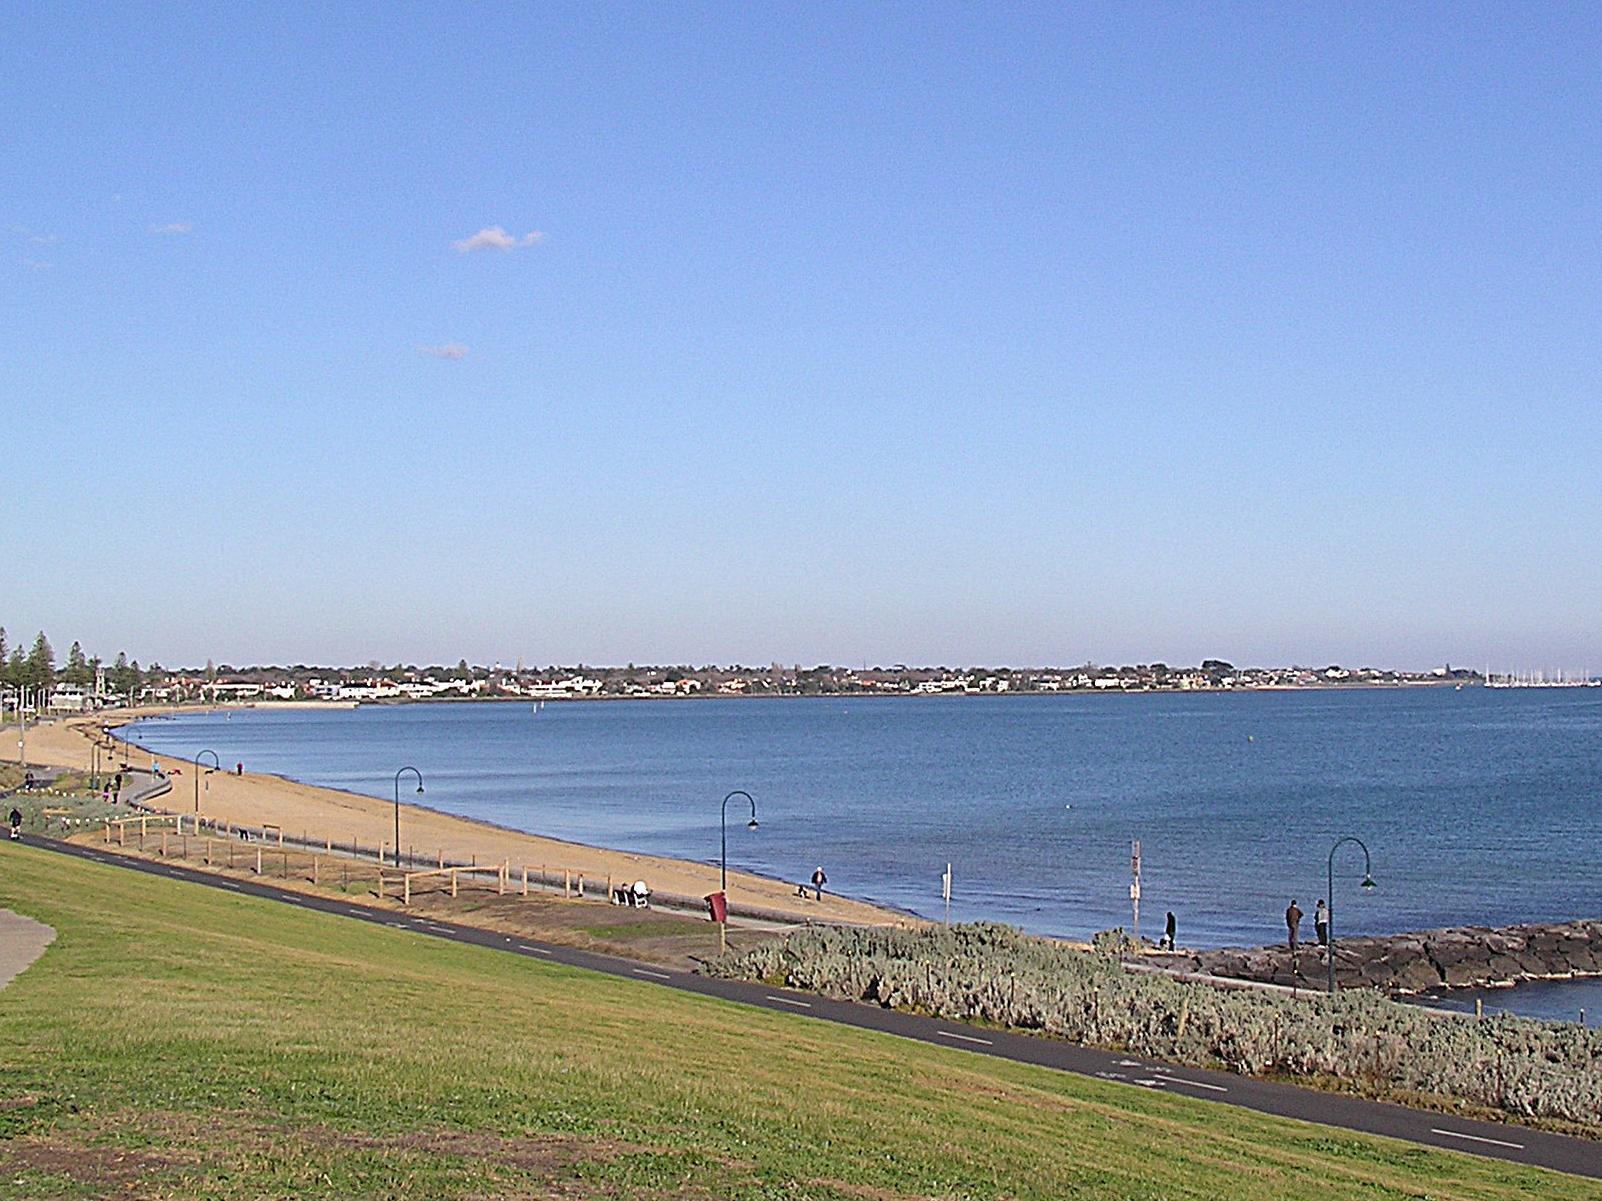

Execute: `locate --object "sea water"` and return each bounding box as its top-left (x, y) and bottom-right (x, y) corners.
top-left (129, 687), bottom-right (1602, 1022)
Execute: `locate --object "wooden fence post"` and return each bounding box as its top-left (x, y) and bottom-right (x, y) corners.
top-left (312, 856), bottom-right (319, 885)
top-left (161, 830), bottom-right (168, 856)
top-left (450, 868), bottom-right (459, 898)
top-left (521, 865), bottom-right (528, 897)
top-left (404, 873), bottom-right (411, 905)
top-left (255, 847), bottom-right (262, 875)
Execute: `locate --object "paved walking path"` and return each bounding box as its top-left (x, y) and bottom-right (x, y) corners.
top-left (0, 908), bottom-right (56, 990)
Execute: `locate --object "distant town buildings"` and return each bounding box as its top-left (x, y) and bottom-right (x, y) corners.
top-left (105, 659), bottom-right (1484, 707)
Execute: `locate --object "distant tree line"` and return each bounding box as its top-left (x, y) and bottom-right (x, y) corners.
top-left (0, 627), bottom-right (145, 694)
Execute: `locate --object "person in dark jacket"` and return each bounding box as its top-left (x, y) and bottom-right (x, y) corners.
top-left (8, 808), bottom-right (22, 840)
top-left (1164, 910), bottom-right (1177, 951)
top-left (810, 866), bottom-right (827, 901)
top-left (1286, 899), bottom-right (1303, 951)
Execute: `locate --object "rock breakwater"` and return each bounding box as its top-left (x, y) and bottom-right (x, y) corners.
top-left (1179, 919), bottom-right (1602, 994)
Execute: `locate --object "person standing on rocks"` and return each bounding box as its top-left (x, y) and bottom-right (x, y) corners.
top-left (1286, 899), bottom-right (1303, 952)
top-left (1164, 910), bottom-right (1177, 951)
top-left (1314, 899), bottom-right (1329, 947)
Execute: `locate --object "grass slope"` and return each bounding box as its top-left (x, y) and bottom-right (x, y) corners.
top-left (0, 844), bottom-right (1593, 1200)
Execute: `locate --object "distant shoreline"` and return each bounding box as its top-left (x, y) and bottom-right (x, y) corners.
top-left (125, 678), bottom-right (1479, 715)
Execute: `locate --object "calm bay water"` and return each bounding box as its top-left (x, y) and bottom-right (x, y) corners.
top-left (128, 688), bottom-right (1602, 1021)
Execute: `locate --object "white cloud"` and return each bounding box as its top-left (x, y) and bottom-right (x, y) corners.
top-left (418, 343), bottom-right (470, 360)
top-left (150, 222), bottom-right (192, 236)
top-left (452, 226), bottom-right (542, 253)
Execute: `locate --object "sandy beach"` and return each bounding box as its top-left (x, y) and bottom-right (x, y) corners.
top-left (2, 709), bottom-right (912, 928)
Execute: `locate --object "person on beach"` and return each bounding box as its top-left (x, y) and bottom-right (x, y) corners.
top-left (1286, 899), bottom-right (1303, 952)
top-left (811, 866), bottom-right (827, 901)
top-left (1164, 910), bottom-right (1177, 951)
top-left (1315, 899), bottom-right (1329, 946)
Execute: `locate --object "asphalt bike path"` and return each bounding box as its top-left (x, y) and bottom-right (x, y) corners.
top-left (28, 836), bottom-right (1602, 1182)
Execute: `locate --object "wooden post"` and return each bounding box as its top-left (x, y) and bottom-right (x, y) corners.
top-left (255, 847), bottom-right (262, 875)
top-left (498, 863), bottom-right (506, 896)
top-left (377, 871), bottom-right (385, 901)
top-left (576, 873), bottom-right (584, 898)
top-left (451, 869), bottom-right (459, 898)
top-left (277, 828), bottom-right (283, 848)
top-left (438, 848), bottom-right (444, 868)
top-left (228, 842), bottom-right (235, 869)
top-left (312, 856), bottom-right (319, 885)
top-left (325, 835), bottom-right (332, 853)
top-left (563, 869), bottom-right (570, 898)
top-left (521, 865), bottom-right (528, 897)
top-left (607, 873), bottom-right (613, 903)
top-left (161, 830), bottom-right (168, 856)
top-left (404, 874), bottom-right (411, 905)
top-left (119, 823), bottom-right (125, 846)
top-left (377, 840), bottom-right (385, 864)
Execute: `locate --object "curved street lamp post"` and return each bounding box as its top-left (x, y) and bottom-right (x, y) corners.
top-left (194, 749), bottom-right (221, 814)
top-left (1326, 835), bottom-right (1377, 994)
top-left (719, 790), bottom-right (759, 951)
top-left (394, 767), bottom-right (424, 868)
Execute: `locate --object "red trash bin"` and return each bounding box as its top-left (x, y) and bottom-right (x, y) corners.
top-left (704, 890), bottom-right (727, 924)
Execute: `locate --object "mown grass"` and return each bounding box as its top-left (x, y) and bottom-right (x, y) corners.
top-left (0, 844), bottom-right (1595, 1199)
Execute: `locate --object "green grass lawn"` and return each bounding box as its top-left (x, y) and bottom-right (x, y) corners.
top-left (0, 845), bottom-right (1594, 1200)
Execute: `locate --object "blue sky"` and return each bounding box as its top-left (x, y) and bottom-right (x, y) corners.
top-left (4, 4), bottom-right (1599, 670)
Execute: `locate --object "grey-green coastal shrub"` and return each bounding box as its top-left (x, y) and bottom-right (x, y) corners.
top-left (704, 922), bottom-right (1602, 1126)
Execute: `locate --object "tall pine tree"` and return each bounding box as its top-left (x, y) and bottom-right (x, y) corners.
top-left (26, 632), bottom-right (55, 690)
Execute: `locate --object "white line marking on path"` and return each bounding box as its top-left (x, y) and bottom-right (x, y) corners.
top-left (516, 944), bottom-right (552, 956)
top-left (936, 1030), bottom-right (994, 1046)
top-left (632, 968), bottom-right (672, 980)
top-left (215, 881), bottom-right (243, 890)
top-left (1161, 1076), bottom-right (1229, 1093)
top-left (766, 995), bottom-right (813, 1008)
top-left (1430, 1128), bottom-right (1525, 1150)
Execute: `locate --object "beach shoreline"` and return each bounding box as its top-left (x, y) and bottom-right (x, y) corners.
top-left (3, 708), bottom-right (914, 929)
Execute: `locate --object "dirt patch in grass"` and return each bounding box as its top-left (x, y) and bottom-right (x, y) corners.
top-left (3, 1134), bottom-right (189, 1193)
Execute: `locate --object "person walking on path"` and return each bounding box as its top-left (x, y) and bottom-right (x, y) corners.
top-left (1315, 899), bottom-right (1330, 947)
top-left (1164, 910), bottom-right (1177, 951)
top-left (8, 808), bottom-right (21, 841)
top-left (810, 866), bottom-right (827, 901)
top-left (1285, 899), bottom-right (1303, 952)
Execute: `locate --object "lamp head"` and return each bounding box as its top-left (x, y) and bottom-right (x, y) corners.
top-left (416, 784), bottom-right (425, 795)
top-left (1361, 874), bottom-right (1376, 891)
top-left (747, 818), bottom-right (759, 830)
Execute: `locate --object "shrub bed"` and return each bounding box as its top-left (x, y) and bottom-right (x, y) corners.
top-left (704, 922), bottom-right (1602, 1126)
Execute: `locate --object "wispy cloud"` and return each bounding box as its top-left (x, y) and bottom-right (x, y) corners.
top-left (452, 226), bottom-right (542, 253)
top-left (150, 222), bottom-right (192, 236)
top-left (418, 343), bottom-right (470, 360)
top-left (10, 225), bottom-right (59, 245)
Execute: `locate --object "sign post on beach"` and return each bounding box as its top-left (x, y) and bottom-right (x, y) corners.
top-left (1130, 840), bottom-right (1141, 944)
top-left (941, 863), bottom-right (952, 927)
